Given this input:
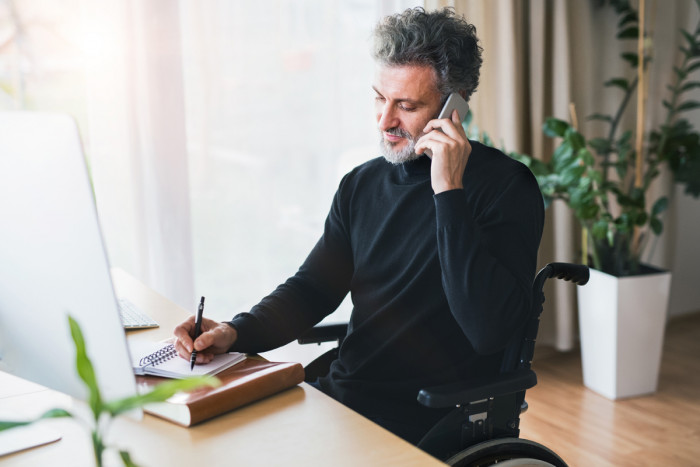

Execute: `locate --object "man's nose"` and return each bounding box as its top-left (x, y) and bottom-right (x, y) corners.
top-left (377, 104), bottom-right (398, 132)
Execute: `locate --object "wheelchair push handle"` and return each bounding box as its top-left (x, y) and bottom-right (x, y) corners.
top-left (541, 262), bottom-right (589, 285)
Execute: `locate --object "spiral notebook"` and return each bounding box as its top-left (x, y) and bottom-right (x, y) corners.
top-left (130, 340), bottom-right (245, 379)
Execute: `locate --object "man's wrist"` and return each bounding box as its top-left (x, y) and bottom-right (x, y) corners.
top-left (433, 181), bottom-right (463, 194)
top-left (223, 321), bottom-right (239, 350)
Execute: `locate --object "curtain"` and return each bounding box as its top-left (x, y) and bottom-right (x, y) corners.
top-left (84, 0), bottom-right (195, 309)
top-left (426, 0), bottom-right (700, 349)
top-left (0, 0), bottom-right (194, 308)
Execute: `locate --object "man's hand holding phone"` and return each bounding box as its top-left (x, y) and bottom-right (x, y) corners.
top-left (415, 93), bottom-right (472, 194)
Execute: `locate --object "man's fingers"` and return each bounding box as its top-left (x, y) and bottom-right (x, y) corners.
top-left (193, 330), bottom-right (215, 352)
top-left (173, 337), bottom-right (191, 360)
top-left (199, 316), bottom-right (220, 333)
top-left (173, 318), bottom-right (237, 364)
top-left (416, 130), bottom-right (457, 154)
top-left (173, 316), bottom-right (196, 352)
top-left (423, 113), bottom-right (466, 141)
top-left (196, 351), bottom-right (215, 364)
top-left (451, 108), bottom-right (463, 127)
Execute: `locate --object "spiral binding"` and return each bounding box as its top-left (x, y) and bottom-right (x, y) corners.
top-left (139, 343), bottom-right (178, 367)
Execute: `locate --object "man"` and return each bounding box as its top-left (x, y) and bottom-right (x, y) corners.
top-left (174, 7), bottom-right (544, 445)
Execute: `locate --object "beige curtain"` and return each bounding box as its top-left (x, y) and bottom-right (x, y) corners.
top-left (424, 0), bottom-right (700, 349)
top-left (422, 0), bottom-right (590, 350)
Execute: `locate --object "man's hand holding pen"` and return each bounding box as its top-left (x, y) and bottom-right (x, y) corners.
top-left (174, 306), bottom-right (238, 366)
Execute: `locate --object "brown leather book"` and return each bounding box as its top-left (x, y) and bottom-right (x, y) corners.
top-left (134, 357), bottom-right (305, 426)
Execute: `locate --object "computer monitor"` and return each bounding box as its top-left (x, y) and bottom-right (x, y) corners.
top-left (0, 112), bottom-right (138, 411)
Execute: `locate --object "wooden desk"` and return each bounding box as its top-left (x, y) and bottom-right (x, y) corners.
top-left (0, 269), bottom-right (444, 466)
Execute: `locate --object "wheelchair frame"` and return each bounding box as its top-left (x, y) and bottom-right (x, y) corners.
top-left (298, 262), bottom-right (589, 466)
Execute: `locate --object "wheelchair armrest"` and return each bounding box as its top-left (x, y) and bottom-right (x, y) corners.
top-left (297, 323), bottom-right (348, 345)
top-left (417, 368), bottom-right (537, 409)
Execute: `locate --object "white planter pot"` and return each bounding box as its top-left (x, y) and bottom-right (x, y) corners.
top-left (577, 266), bottom-right (672, 400)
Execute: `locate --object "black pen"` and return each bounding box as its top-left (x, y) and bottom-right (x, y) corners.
top-left (190, 296), bottom-right (205, 370)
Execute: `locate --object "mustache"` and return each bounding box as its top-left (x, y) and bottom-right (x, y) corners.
top-left (384, 127), bottom-right (412, 139)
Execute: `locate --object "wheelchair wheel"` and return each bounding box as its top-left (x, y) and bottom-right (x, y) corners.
top-left (445, 438), bottom-right (568, 467)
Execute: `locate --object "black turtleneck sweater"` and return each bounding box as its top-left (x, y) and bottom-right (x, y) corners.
top-left (229, 141), bottom-right (544, 442)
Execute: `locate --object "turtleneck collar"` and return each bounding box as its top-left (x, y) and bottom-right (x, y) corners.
top-left (395, 155), bottom-right (432, 184)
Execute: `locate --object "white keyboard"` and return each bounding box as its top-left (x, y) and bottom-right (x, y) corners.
top-left (118, 298), bottom-right (159, 329)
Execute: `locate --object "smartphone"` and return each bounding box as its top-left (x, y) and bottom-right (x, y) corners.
top-left (424, 92), bottom-right (469, 157)
top-left (437, 92), bottom-right (469, 121)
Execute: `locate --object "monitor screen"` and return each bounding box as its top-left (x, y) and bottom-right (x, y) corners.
top-left (0, 112), bottom-right (138, 408)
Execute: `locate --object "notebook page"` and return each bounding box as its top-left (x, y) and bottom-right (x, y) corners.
top-left (130, 340), bottom-right (245, 378)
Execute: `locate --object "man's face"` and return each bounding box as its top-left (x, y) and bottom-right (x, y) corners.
top-left (373, 64), bottom-right (443, 164)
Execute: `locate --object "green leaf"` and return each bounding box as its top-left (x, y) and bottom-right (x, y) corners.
top-left (527, 157), bottom-right (550, 176)
top-left (680, 81), bottom-right (700, 93)
top-left (120, 450), bottom-right (142, 467)
top-left (578, 148), bottom-right (595, 166)
top-left (681, 29), bottom-right (697, 49)
top-left (675, 66), bottom-right (689, 80)
top-left (40, 408), bottom-right (72, 420)
top-left (589, 137), bottom-right (612, 154)
top-left (68, 316), bottom-right (102, 419)
top-left (104, 376), bottom-right (220, 416)
top-left (587, 113), bottom-right (613, 123)
top-left (652, 196), bottom-right (669, 216)
top-left (630, 187), bottom-right (645, 205)
top-left (650, 217), bottom-right (663, 235)
top-left (687, 60), bottom-right (700, 74)
top-left (552, 143), bottom-right (575, 172)
top-left (604, 78), bottom-right (629, 91)
top-left (617, 130), bottom-right (633, 146)
top-left (677, 101), bottom-right (700, 113)
top-left (621, 52), bottom-right (638, 67)
top-left (618, 11), bottom-right (638, 29)
top-left (635, 212), bottom-right (648, 226)
top-left (564, 127), bottom-right (586, 150)
top-left (617, 26), bottom-right (639, 39)
top-left (0, 420), bottom-right (36, 431)
top-left (543, 117), bottom-right (569, 138)
top-left (560, 164), bottom-right (586, 187)
top-left (577, 203), bottom-right (600, 220)
top-left (592, 219), bottom-right (609, 240)
top-left (0, 408), bottom-right (72, 431)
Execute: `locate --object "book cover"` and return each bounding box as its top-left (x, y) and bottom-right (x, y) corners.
top-left (134, 357), bottom-right (305, 426)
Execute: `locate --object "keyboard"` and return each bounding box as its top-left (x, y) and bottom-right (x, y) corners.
top-left (118, 298), bottom-right (159, 329)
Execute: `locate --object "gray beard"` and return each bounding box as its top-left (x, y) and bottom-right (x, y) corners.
top-left (379, 129), bottom-right (423, 165)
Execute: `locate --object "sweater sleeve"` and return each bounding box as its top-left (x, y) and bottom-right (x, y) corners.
top-left (434, 168), bottom-right (544, 355)
top-left (228, 179), bottom-right (354, 354)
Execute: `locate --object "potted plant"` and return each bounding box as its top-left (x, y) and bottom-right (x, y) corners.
top-left (509, 0), bottom-right (700, 399)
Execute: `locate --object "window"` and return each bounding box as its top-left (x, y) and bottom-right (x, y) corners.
top-left (1, 0), bottom-right (419, 362)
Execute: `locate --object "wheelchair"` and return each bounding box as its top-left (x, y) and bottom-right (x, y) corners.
top-left (298, 262), bottom-right (589, 466)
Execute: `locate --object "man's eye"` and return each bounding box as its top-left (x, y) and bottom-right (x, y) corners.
top-left (399, 105), bottom-right (416, 112)
top-left (375, 96), bottom-right (385, 102)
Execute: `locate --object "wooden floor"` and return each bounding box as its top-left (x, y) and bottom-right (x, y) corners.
top-left (520, 312), bottom-right (700, 466)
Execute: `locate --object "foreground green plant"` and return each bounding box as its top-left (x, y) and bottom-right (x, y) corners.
top-left (0, 316), bottom-right (219, 467)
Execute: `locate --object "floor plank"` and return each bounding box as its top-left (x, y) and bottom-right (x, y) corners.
top-left (520, 312), bottom-right (700, 467)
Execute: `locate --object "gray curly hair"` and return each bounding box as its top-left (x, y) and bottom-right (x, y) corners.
top-left (372, 7), bottom-right (483, 102)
